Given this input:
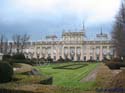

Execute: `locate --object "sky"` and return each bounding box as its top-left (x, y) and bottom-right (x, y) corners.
top-left (0, 0), bottom-right (122, 40)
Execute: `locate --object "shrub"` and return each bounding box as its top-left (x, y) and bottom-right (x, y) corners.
top-left (12, 53), bottom-right (25, 60)
top-left (2, 54), bottom-right (11, 61)
top-left (105, 62), bottom-right (125, 69)
top-left (10, 59), bottom-right (28, 64)
top-left (40, 57), bottom-right (46, 61)
top-left (0, 62), bottom-right (13, 83)
top-left (86, 59), bottom-right (97, 62)
top-left (64, 57), bottom-right (71, 62)
top-left (57, 56), bottom-right (65, 62)
top-left (40, 77), bottom-right (53, 85)
top-left (111, 57), bottom-right (123, 62)
top-left (47, 56), bottom-right (53, 62)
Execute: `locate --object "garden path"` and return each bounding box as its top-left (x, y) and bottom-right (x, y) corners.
top-left (80, 63), bottom-right (100, 82)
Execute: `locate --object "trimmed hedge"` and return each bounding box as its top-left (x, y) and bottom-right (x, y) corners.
top-left (2, 55), bottom-right (11, 61)
top-left (9, 59), bottom-right (28, 65)
top-left (105, 62), bottom-right (125, 69)
top-left (53, 63), bottom-right (88, 70)
top-left (12, 53), bottom-right (25, 60)
top-left (57, 56), bottom-right (65, 62)
top-left (111, 58), bottom-right (123, 62)
top-left (40, 77), bottom-right (53, 85)
top-left (0, 62), bottom-right (14, 83)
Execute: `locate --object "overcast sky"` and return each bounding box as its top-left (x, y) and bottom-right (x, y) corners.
top-left (0, 0), bottom-right (121, 40)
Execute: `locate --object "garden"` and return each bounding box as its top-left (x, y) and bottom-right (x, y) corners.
top-left (35, 62), bottom-right (98, 90)
top-left (1, 53), bottom-right (125, 93)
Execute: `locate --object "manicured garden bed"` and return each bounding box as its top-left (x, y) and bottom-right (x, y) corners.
top-left (53, 63), bottom-right (88, 69)
top-left (35, 63), bottom-right (98, 90)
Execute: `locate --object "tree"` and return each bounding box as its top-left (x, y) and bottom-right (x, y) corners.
top-left (0, 34), bottom-right (4, 53)
top-left (3, 38), bottom-right (8, 54)
top-left (12, 34), bottom-right (21, 53)
top-left (21, 34), bottom-right (30, 53)
top-left (12, 34), bottom-right (30, 53)
top-left (112, 1), bottom-right (125, 62)
top-left (0, 34), bottom-right (8, 54)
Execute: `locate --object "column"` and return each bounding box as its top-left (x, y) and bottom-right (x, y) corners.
top-left (68, 47), bottom-right (70, 59)
top-left (74, 47), bottom-right (77, 61)
top-left (62, 46), bottom-right (64, 59)
top-left (107, 46), bottom-right (110, 59)
top-left (86, 46), bottom-right (90, 60)
top-left (51, 45), bottom-right (53, 59)
top-left (93, 47), bottom-right (96, 60)
top-left (57, 45), bottom-right (59, 60)
top-left (100, 46), bottom-right (103, 61)
top-left (81, 46), bottom-right (83, 61)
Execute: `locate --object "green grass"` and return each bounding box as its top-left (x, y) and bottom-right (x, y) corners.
top-left (35, 62), bottom-right (98, 90)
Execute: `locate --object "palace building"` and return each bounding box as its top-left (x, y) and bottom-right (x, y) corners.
top-left (25, 27), bottom-right (115, 61)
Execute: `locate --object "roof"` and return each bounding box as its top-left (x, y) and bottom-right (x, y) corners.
top-left (62, 31), bottom-right (84, 36)
top-left (46, 35), bottom-right (57, 39)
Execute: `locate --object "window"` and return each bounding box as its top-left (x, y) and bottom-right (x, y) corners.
top-left (96, 56), bottom-right (99, 61)
top-left (54, 56), bottom-right (56, 61)
top-left (71, 56), bottom-right (74, 61)
top-left (70, 47), bottom-right (75, 55)
top-left (103, 46), bottom-right (107, 55)
top-left (90, 56), bottom-right (93, 60)
top-left (77, 55), bottom-right (80, 61)
top-left (84, 56), bottom-right (86, 61)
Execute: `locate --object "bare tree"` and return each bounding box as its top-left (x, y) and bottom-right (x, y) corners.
top-left (3, 38), bottom-right (8, 54)
top-left (0, 34), bottom-right (4, 53)
top-left (12, 34), bottom-right (30, 54)
top-left (0, 34), bottom-right (8, 54)
top-left (21, 34), bottom-right (30, 53)
top-left (12, 34), bottom-right (22, 53)
top-left (112, 1), bottom-right (125, 61)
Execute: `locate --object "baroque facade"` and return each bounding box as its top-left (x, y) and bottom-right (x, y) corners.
top-left (26, 30), bottom-right (115, 61)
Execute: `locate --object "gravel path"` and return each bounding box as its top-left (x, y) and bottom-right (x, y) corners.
top-left (80, 64), bottom-right (100, 82)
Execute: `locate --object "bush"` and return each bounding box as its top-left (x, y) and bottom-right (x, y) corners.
top-left (64, 57), bottom-right (71, 62)
top-left (40, 57), bottom-right (46, 61)
top-left (2, 54), bottom-right (11, 61)
top-left (10, 59), bottom-right (28, 64)
top-left (57, 56), bottom-right (65, 62)
top-left (47, 56), bottom-right (53, 62)
top-left (111, 57), bottom-right (123, 62)
top-left (86, 59), bottom-right (97, 62)
top-left (40, 77), bottom-right (53, 85)
top-left (12, 53), bottom-right (25, 60)
top-left (0, 62), bottom-right (13, 83)
top-left (105, 62), bottom-right (125, 69)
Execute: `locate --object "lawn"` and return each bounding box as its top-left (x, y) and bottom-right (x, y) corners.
top-left (35, 62), bottom-right (99, 90)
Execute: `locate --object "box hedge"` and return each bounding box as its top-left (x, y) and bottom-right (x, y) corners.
top-left (0, 62), bottom-right (13, 83)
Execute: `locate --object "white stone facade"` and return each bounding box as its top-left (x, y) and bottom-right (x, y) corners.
top-left (25, 31), bottom-right (115, 61)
